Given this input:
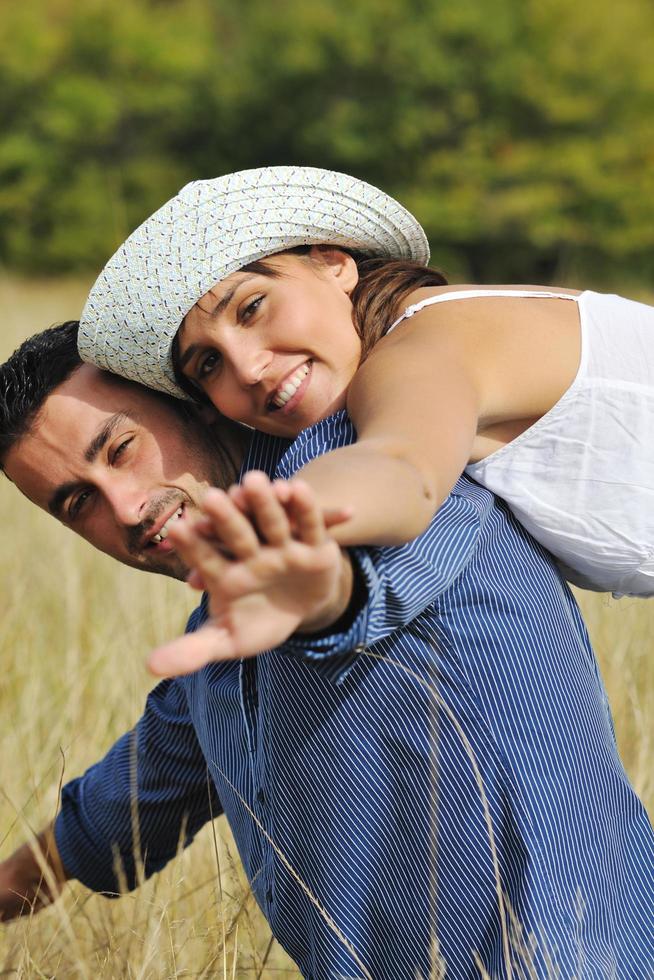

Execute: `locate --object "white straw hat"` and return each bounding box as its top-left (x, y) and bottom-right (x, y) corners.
top-left (78, 165), bottom-right (430, 398)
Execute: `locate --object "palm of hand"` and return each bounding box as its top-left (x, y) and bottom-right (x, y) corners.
top-left (148, 473), bottom-right (352, 676)
top-left (201, 535), bottom-right (344, 657)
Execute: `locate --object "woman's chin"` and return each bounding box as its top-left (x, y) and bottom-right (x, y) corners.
top-left (254, 386), bottom-right (349, 438)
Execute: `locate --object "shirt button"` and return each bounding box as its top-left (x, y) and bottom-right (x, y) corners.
top-left (266, 888), bottom-right (273, 904)
top-left (257, 788), bottom-right (266, 805)
top-left (353, 644), bottom-right (367, 653)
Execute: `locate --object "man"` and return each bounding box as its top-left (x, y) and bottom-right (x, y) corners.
top-left (1, 322), bottom-right (652, 978)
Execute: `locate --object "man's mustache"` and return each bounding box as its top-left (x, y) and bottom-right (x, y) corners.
top-left (126, 490), bottom-right (187, 554)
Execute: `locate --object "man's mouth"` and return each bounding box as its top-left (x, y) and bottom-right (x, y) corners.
top-left (149, 505), bottom-right (185, 546)
top-left (268, 361), bottom-right (311, 413)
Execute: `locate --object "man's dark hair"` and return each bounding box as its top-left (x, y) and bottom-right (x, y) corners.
top-left (0, 320), bottom-right (83, 470)
top-left (0, 319), bottom-right (237, 480)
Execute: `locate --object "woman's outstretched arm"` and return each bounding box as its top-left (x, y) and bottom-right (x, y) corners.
top-left (295, 309), bottom-right (484, 547)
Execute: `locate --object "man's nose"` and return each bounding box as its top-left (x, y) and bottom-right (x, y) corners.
top-left (103, 478), bottom-right (146, 527)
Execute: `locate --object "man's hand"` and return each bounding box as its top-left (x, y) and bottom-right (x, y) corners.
top-left (148, 473), bottom-right (354, 677)
top-left (0, 824), bottom-right (68, 922)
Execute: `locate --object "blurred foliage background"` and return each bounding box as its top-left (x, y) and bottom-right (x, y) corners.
top-left (1, 6), bottom-right (653, 974)
top-left (2, 0), bottom-right (654, 286)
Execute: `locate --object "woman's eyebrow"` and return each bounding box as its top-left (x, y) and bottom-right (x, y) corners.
top-left (177, 343), bottom-right (200, 371)
top-left (178, 274), bottom-right (261, 372)
top-left (208, 274), bottom-right (259, 319)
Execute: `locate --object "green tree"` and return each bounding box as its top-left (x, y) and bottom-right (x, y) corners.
top-left (1, 0), bottom-right (653, 283)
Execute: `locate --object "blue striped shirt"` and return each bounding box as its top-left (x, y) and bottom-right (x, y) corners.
top-left (55, 413), bottom-right (654, 978)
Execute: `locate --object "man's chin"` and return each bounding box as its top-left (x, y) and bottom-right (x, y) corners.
top-left (126, 552), bottom-right (189, 581)
top-left (151, 560), bottom-right (190, 582)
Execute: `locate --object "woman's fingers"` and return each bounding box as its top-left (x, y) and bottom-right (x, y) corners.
top-left (227, 483), bottom-right (249, 513)
top-left (200, 488), bottom-right (260, 559)
top-left (196, 475), bottom-right (352, 562)
top-left (285, 480), bottom-right (326, 546)
top-left (322, 506), bottom-right (355, 530)
top-left (240, 471), bottom-right (292, 546)
top-left (271, 479), bottom-right (353, 536)
top-left (148, 622), bottom-right (240, 676)
top-left (270, 480), bottom-right (293, 505)
top-left (166, 511), bottom-right (230, 582)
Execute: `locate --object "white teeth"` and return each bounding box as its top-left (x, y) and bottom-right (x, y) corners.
top-left (272, 363), bottom-right (310, 408)
top-left (152, 507), bottom-right (183, 544)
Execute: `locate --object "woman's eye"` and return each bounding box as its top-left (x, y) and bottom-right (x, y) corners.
top-left (241, 296), bottom-right (263, 322)
top-left (197, 351), bottom-right (222, 379)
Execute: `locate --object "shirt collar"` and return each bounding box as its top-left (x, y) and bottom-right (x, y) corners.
top-left (241, 411), bottom-right (356, 481)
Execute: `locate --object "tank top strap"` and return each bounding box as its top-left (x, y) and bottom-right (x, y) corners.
top-left (386, 289), bottom-right (580, 336)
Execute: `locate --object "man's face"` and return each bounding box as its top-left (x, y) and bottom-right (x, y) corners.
top-left (4, 365), bottom-right (233, 579)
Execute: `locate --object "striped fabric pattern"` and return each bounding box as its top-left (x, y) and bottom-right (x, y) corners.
top-left (56, 414), bottom-right (654, 978)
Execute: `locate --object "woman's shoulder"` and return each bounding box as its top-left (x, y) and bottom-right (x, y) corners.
top-left (399, 282), bottom-right (582, 310)
top-left (387, 283), bottom-right (583, 339)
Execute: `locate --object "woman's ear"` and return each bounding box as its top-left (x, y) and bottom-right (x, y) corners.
top-left (309, 246), bottom-right (359, 294)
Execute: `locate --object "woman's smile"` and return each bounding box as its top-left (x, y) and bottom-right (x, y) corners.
top-left (268, 360), bottom-right (312, 413)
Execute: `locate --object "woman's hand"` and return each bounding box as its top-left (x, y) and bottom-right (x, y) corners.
top-left (148, 472), bottom-right (354, 677)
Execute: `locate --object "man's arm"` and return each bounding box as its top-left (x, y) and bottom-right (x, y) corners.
top-left (1, 670), bottom-right (220, 919)
top-left (54, 675), bottom-right (220, 895)
top-left (278, 479), bottom-right (486, 683)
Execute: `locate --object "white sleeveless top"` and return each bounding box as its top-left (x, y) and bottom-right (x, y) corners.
top-left (387, 289), bottom-right (654, 597)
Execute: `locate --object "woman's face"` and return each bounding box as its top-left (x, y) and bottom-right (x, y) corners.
top-left (176, 248), bottom-right (362, 437)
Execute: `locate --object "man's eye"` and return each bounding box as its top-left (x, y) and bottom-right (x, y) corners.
top-left (197, 351), bottom-right (222, 379)
top-left (113, 437), bottom-right (133, 462)
top-left (69, 489), bottom-right (92, 519)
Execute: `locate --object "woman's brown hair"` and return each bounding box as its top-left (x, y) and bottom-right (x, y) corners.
top-left (348, 256), bottom-right (447, 361)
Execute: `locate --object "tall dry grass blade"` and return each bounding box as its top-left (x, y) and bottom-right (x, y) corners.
top-left (230, 922), bottom-right (238, 980)
top-left (256, 935), bottom-right (276, 979)
top-left (206, 767), bottom-right (229, 978)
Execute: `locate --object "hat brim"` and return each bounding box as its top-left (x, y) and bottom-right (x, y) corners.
top-left (78, 166), bottom-right (430, 399)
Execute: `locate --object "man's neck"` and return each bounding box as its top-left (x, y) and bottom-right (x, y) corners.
top-left (208, 417), bottom-right (252, 486)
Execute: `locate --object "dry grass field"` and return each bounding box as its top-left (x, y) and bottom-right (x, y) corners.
top-left (0, 277), bottom-right (652, 978)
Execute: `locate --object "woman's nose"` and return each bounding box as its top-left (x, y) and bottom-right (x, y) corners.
top-left (232, 346), bottom-right (273, 387)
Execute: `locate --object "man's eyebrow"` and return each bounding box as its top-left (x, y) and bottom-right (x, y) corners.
top-left (84, 412), bottom-right (132, 463)
top-left (178, 275), bottom-right (260, 372)
top-left (47, 412), bottom-right (133, 517)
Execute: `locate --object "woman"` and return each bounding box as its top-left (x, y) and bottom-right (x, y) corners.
top-left (78, 166), bottom-right (654, 597)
